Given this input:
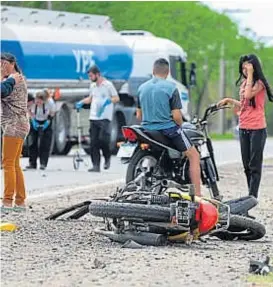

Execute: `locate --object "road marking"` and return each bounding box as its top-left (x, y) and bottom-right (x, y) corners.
top-left (28, 179), bottom-right (124, 200)
top-left (27, 156), bottom-right (273, 201)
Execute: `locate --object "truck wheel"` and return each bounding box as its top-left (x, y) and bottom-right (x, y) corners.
top-left (54, 106), bottom-right (71, 155)
top-left (110, 115), bottom-right (120, 155)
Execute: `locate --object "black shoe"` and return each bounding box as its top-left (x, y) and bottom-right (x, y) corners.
top-left (88, 167), bottom-right (100, 173)
top-left (25, 165), bottom-right (36, 170)
top-left (40, 165), bottom-right (46, 170)
top-left (104, 158), bottom-right (111, 170)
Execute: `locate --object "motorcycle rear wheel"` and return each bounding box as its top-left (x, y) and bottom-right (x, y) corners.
top-left (89, 201), bottom-right (170, 222)
top-left (126, 149), bottom-right (158, 183)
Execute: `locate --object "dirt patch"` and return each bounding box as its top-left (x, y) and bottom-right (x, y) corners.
top-left (1, 161), bottom-right (273, 287)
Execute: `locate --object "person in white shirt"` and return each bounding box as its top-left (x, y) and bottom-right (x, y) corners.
top-left (25, 90), bottom-right (56, 170)
top-left (76, 65), bottom-right (119, 172)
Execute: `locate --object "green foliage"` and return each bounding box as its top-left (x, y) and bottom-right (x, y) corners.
top-left (3, 1), bottom-right (273, 134)
top-left (246, 273), bottom-right (273, 286)
top-left (210, 133), bottom-right (235, 141)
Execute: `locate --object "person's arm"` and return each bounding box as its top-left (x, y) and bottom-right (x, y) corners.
top-left (79, 95), bottom-right (92, 105)
top-left (218, 97), bottom-right (241, 109)
top-left (170, 88), bottom-right (183, 126)
top-left (109, 82), bottom-right (120, 103)
top-left (136, 96), bottom-right (142, 121)
top-left (1, 77), bottom-right (16, 98)
top-left (48, 99), bottom-right (57, 118)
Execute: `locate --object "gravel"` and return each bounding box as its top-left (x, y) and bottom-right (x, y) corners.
top-left (1, 160), bottom-right (273, 287)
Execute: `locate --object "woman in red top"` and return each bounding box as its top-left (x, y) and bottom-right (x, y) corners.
top-left (218, 54), bottom-right (273, 198)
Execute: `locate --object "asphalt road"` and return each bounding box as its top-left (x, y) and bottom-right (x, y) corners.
top-left (1, 139), bottom-right (273, 198)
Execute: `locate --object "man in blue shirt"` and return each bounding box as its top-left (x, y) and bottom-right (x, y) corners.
top-left (136, 58), bottom-right (201, 196)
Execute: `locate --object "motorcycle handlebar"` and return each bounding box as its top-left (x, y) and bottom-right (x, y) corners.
top-left (161, 179), bottom-right (182, 189)
top-left (200, 104), bottom-right (230, 123)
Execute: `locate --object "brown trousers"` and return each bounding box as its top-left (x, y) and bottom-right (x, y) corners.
top-left (2, 136), bottom-right (26, 205)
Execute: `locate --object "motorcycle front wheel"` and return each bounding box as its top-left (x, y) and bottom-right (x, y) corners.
top-left (211, 215), bottom-right (266, 241)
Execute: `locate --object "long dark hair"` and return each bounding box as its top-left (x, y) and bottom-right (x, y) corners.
top-left (236, 54), bottom-right (273, 107)
top-left (1, 52), bottom-right (22, 74)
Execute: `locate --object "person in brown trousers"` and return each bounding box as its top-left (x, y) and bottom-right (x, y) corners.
top-left (1, 52), bottom-right (30, 211)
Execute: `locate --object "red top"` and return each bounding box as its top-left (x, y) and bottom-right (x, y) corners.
top-left (239, 80), bottom-right (266, 130)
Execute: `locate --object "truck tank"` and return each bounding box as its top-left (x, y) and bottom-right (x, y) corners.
top-left (1, 5), bottom-right (134, 155)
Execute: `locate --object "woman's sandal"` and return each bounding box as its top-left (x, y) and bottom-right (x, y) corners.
top-left (1, 205), bottom-right (14, 212)
top-left (13, 205), bottom-right (27, 212)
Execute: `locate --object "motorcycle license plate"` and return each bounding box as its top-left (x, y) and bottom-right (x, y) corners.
top-left (176, 201), bottom-right (190, 225)
top-left (117, 143), bottom-right (137, 158)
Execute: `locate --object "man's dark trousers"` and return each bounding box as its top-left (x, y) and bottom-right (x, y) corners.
top-left (28, 124), bottom-right (53, 168)
top-left (89, 119), bottom-right (111, 169)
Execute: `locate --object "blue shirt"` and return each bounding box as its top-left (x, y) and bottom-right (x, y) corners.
top-left (137, 77), bottom-right (182, 130)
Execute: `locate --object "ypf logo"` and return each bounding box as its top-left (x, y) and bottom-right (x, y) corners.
top-left (73, 50), bottom-right (96, 74)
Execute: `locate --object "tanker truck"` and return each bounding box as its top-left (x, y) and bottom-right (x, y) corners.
top-left (1, 5), bottom-right (192, 156)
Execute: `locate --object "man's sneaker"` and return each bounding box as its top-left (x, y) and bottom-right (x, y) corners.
top-left (25, 165), bottom-right (36, 170)
top-left (104, 158), bottom-right (111, 170)
top-left (40, 165), bottom-right (46, 170)
top-left (88, 167), bottom-right (100, 173)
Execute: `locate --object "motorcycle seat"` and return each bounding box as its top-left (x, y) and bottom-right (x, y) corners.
top-left (143, 130), bottom-right (177, 150)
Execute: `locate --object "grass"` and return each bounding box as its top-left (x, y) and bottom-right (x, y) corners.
top-left (210, 133), bottom-right (235, 141)
top-left (245, 273), bottom-right (273, 287)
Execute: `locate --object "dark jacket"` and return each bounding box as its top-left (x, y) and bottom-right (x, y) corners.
top-left (1, 77), bottom-right (16, 98)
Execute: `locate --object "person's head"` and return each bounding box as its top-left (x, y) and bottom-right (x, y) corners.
top-left (153, 58), bottom-right (170, 78)
top-left (35, 91), bottom-right (47, 106)
top-left (236, 54), bottom-right (273, 103)
top-left (0, 52), bottom-right (21, 77)
top-left (87, 65), bottom-right (101, 82)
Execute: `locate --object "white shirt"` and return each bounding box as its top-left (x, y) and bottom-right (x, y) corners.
top-left (89, 80), bottom-right (118, 121)
top-left (30, 98), bottom-right (56, 121)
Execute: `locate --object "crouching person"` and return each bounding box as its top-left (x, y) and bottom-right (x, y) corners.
top-left (25, 90), bottom-right (56, 170)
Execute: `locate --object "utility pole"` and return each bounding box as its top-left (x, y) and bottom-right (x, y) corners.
top-left (217, 8), bottom-right (250, 134)
top-left (46, 1), bottom-right (52, 10)
top-left (218, 42), bottom-right (226, 134)
top-left (230, 60), bottom-right (238, 129)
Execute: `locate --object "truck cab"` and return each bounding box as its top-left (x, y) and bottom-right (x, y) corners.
top-left (119, 30), bottom-right (190, 121)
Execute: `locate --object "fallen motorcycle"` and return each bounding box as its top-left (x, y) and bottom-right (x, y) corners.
top-left (88, 180), bottom-right (266, 245)
top-left (46, 179), bottom-right (266, 245)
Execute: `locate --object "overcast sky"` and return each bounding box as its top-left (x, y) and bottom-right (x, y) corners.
top-left (204, 1), bottom-right (273, 46)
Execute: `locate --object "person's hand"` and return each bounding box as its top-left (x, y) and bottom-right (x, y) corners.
top-left (1, 61), bottom-right (9, 80)
top-left (42, 120), bottom-right (50, 131)
top-left (8, 73), bottom-right (23, 85)
top-left (217, 98), bottom-right (230, 107)
top-left (245, 62), bottom-right (254, 74)
top-left (75, 101), bottom-right (84, 110)
top-left (31, 119), bottom-right (39, 131)
top-left (97, 98), bottom-right (112, 117)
